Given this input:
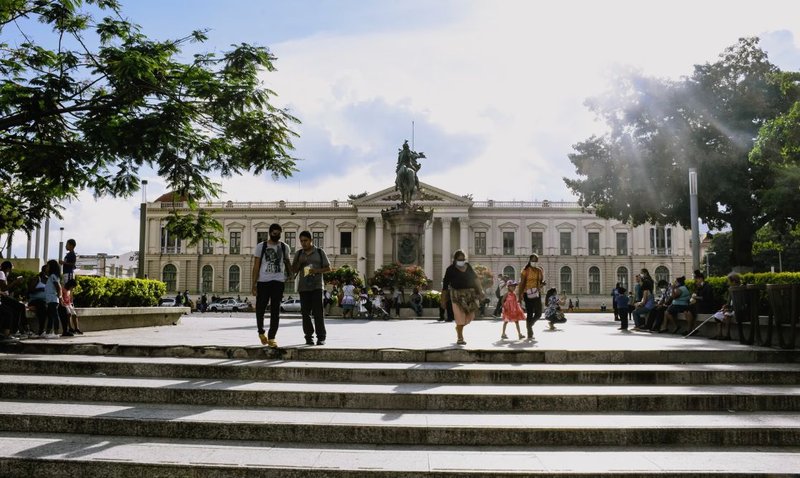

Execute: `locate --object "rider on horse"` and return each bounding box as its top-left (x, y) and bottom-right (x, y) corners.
top-left (395, 140), bottom-right (425, 203)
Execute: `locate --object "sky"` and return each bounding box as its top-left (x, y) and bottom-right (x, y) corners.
top-left (7, 0), bottom-right (800, 259)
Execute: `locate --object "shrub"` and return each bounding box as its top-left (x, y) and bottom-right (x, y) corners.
top-left (324, 265), bottom-right (364, 289)
top-left (371, 262), bottom-right (428, 290)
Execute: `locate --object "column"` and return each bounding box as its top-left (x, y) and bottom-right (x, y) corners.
top-left (441, 217), bottom-right (452, 272)
top-left (356, 217), bottom-right (367, 279)
top-left (459, 217), bottom-right (469, 256)
top-left (374, 217), bottom-right (384, 270)
top-left (424, 220), bottom-right (434, 279)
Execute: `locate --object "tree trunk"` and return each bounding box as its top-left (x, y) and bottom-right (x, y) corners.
top-left (730, 214), bottom-right (756, 272)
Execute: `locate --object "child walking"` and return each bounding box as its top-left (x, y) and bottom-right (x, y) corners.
top-left (543, 287), bottom-right (566, 331)
top-left (43, 260), bottom-right (62, 339)
top-left (500, 281), bottom-right (525, 340)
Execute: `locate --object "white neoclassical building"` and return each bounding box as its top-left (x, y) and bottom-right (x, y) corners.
top-left (140, 182), bottom-right (694, 301)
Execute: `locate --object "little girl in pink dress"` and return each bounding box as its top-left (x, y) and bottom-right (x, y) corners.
top-left (501, 281), bottom-right (525, 340)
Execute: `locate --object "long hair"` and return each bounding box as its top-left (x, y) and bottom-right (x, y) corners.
top-left (46, 259), bottom-right (61, 277)
top-left (523, 254), bottom-right (539, 270)
top-left (545, 287), bottom-right (557, 302)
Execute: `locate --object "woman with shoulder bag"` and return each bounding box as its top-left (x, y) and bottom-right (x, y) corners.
top-left (518, 254), bottom-right (545, 340)
top-left (441, 250), bottom-right (484, 346)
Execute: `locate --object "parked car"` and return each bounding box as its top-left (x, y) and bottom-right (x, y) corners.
top-left (280, 298), bottom-right (302, 312)
top-left (208, 298), bottom-right (251, 312)
top-left (159, 298), bottom-right (176, 307)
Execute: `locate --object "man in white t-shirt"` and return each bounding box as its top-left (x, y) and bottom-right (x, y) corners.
top-left (251, 224), bottom-right (294, 348)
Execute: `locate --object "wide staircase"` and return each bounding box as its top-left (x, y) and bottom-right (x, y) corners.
top-left (0, 343), bottom-right (798, 476)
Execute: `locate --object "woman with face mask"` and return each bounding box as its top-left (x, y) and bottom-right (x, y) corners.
top-left (519, 254), bottom-right (546, 340)
top-left (441, 249), bottom-right (484, 345)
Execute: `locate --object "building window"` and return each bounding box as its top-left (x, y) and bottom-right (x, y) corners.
top-left (162, 264), bottom-right (177, 291)
top-left (229, 231), bottom-right (241, 255)
top-left (202, 238), bottom-right (214, 255)
top-left (474, 232), bottom-right (486, 255)
top-left (589, 266), bottom-right (601, 295)
top-left (588, 232), bottom-right (600, 255)
top-left (560, 266), bottom-right (572, 294)
top-left (228, 265), bottom-right (240, 292)
top-left (160, 227), bottom-right (181, 254)
top-left (560, 232), bottom-right (572, 256)
top-left (256, 231), bottom-right (269, 244)
top-left (650, 226), bottom-right (672, 255)
top-left (340, 231), bottom-right (352, 255)
top-left (616, 232), bottom-right (628, 256)
top-left (531, 231), bottom-right (543, 255)
top-left (284, 232), bottom-right (296, 251)
top-left (201, 265), bottom-right (213, 292)
top-left (617, 266), bottom-right (629, 290)
top-left (312, 232), bottom-right (324, 249)
top-left (503, 265), bottom-right (516, 280)
top-left (655, 266), bottom-right (670, 285)
top-left (503, 232), bottom-right (514, 255)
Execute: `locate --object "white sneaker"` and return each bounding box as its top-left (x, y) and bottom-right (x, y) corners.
top-left (46, 333), bottom-right (59, 339)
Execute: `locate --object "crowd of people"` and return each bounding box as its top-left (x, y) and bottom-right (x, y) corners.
top-left (0, 238), bottom-right (82, 342)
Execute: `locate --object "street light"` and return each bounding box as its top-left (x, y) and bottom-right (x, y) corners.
top-left (705, 251), bottom-right (716, 277)
top-left (689, 168), bottom-right (700, 272)
top-left (58, 227), bottom-right (64, 262)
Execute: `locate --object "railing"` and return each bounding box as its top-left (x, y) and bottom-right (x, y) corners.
top-left (473, 200), bottom-right (580, 208)
top-left (159, 200), bottom-right (354, 209)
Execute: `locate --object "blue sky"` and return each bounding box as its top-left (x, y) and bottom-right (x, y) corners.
top-left (6, 0), bottom-right (800, 259)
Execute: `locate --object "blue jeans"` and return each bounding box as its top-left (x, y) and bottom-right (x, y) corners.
top-left (632, 305), bottom-right (653, 328)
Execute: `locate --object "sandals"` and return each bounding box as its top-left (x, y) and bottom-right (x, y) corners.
top-left (456, 339), bottom-right (466, 345)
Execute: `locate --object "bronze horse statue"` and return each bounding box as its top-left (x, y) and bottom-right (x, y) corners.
top-left (395, 140), bottom-right (425, 204)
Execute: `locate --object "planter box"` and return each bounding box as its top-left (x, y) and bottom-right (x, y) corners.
top-left (26, 307), bottom-right (189, 332)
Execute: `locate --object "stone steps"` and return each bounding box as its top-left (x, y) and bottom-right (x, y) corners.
top-left (2, 354), bottom-right (799, 385)
top-left (1, 400), bottom-right (799, 447)
top-left (0, 433), bottom-right (798, 477)
top-left (1, 373), bottom-right (798, 412)
top-left (2, 341), bottom-right (799, 363)
top-left (1, 347), bottom-right (798, 475)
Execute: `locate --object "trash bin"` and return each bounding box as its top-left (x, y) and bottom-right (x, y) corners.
top-left (766, 283), bottom-right (798, 349)
top-left (730, 284), bottom-right (764, 346)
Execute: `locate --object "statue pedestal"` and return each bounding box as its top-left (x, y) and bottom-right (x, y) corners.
top-left (381, 204), bottom-right (433, 266)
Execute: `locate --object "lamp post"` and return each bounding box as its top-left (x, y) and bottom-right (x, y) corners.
top-left (689, 168), bottom-right (700, 272)
top-left (137, 179), bottom-right (148, 278)
top-left (706, 251), bottom-right (716, 277)
top-left (58, 227), bottom-right (64, 262)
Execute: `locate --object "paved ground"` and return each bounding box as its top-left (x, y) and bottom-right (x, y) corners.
top-left (31, 311), bottom-right (762, 352)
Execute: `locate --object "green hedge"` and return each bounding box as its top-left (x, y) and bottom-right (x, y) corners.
top-left (5, 271), bottom-right (166, 307)
top-left (687, 272), bottom-right (800, 308)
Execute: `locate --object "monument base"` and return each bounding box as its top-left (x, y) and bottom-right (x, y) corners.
top-left (381, 203), bottom-right (432, 266)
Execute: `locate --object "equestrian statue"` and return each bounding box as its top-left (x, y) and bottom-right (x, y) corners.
top-left (395, 140), bottom-right (425, 205)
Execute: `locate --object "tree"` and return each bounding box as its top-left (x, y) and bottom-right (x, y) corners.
top-left (564, 38), bottom-right (787, 269)
top-left (0, 0), bottom-right (299, 246)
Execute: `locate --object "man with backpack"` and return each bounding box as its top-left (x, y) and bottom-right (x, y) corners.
top-left (251, 223), bottom-right (294, 348)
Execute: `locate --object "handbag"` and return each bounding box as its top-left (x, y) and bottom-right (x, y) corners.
top-left (525, 288), bottom-right (539, 299)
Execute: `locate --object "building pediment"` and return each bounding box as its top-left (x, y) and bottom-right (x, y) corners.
top-left (527, 221), bottom-right (547, 230)
top-left (470, 221), bottom-right (490, 230)
top-left (498, 221), bottom-right (519, 230)
top-left (583, 222), bottom-right (604, 231)
top-left (336, 221), bottom-right (357, 229)
top-left (308, 221), bottom-right (329, 230)
top-left (350, 182), bottom-right (474, 207)
top-left (281, 221), bottom-right (302, 230)
top-left (226, 221), bottom-right (246, 229)
top-left (252, 221), bottom-right (271, 230)
top-left (556, 222), bottom-right (576, 231)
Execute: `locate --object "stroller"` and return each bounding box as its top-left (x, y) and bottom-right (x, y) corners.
top-left (370, 294), bottom-right (389, 320)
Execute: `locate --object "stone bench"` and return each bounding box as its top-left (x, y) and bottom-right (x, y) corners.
top-left (24, 306), bottom-right (189, 332)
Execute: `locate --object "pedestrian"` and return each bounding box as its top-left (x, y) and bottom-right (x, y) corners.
top-left (492, 274), bottom-right (507, 318)
top-left (340, 279), bottom-right (356, 318)
top-left (567, 298), bottom-right (574, 312)
top-left (410, 287), bottom-right (423, 317)
top-left (291, 230), bottom-right (332, 345)
top-left (518, 254), bottom-right (545, 340)
top-left (43, 259), bottom-right (62, 338)
top-left (60, 279), bottom-right (81, 335)
top-left (575, 297), bottom-right (580, 309)
top-left (251, 223), bottom-right (294, 348)
top-left (500, 280), bottom-right (525, 340)
top-left (392, 286), bottom-right (404, 318)
top-left (543, 287), bottom-right (567, 331)
top-left (611, 283), bottom-right (622, 321)
top-left (0, 260), bottom-right (26, 338)
top-left (632, 268), bottom-right (655, 331)
top-left (441, 249), bottom-right (484, 346)
top-left (27, 265), bottom-right (48, 336)
top-left (616, 287), bottom-right (630, 331)
top-left (60, 238), bottom-right (77, 282)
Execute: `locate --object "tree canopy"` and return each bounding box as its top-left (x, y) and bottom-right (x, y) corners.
top-left (565, 38), bottom-right (792, 269)
top-left (0, 0), bottom-right (299, 245)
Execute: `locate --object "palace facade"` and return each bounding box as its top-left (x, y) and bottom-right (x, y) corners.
top-left (141, 182), bottom-right (694, 299)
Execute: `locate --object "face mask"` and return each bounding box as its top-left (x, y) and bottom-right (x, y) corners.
top-left (456, 260), bottom-right (466, 267)
top-left (529, 262), bottom-right (535, 267)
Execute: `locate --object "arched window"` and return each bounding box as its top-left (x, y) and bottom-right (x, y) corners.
top-left (228, 265), bottom-right (240, 292)
top-left (162, 264), bottom-right (177, 292)
top-left (503, 265), bottom-right (516, 280)
top-left (655, 266), bottom-right (670, 285)
top-left (616, 267), bottom-right (629, 290)
top-left (560, 266), bottom-right (572, 295)
top-left (201, 265), bottom-right (213, 293)
top-left (588, 266), bottom-right (601, 295)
